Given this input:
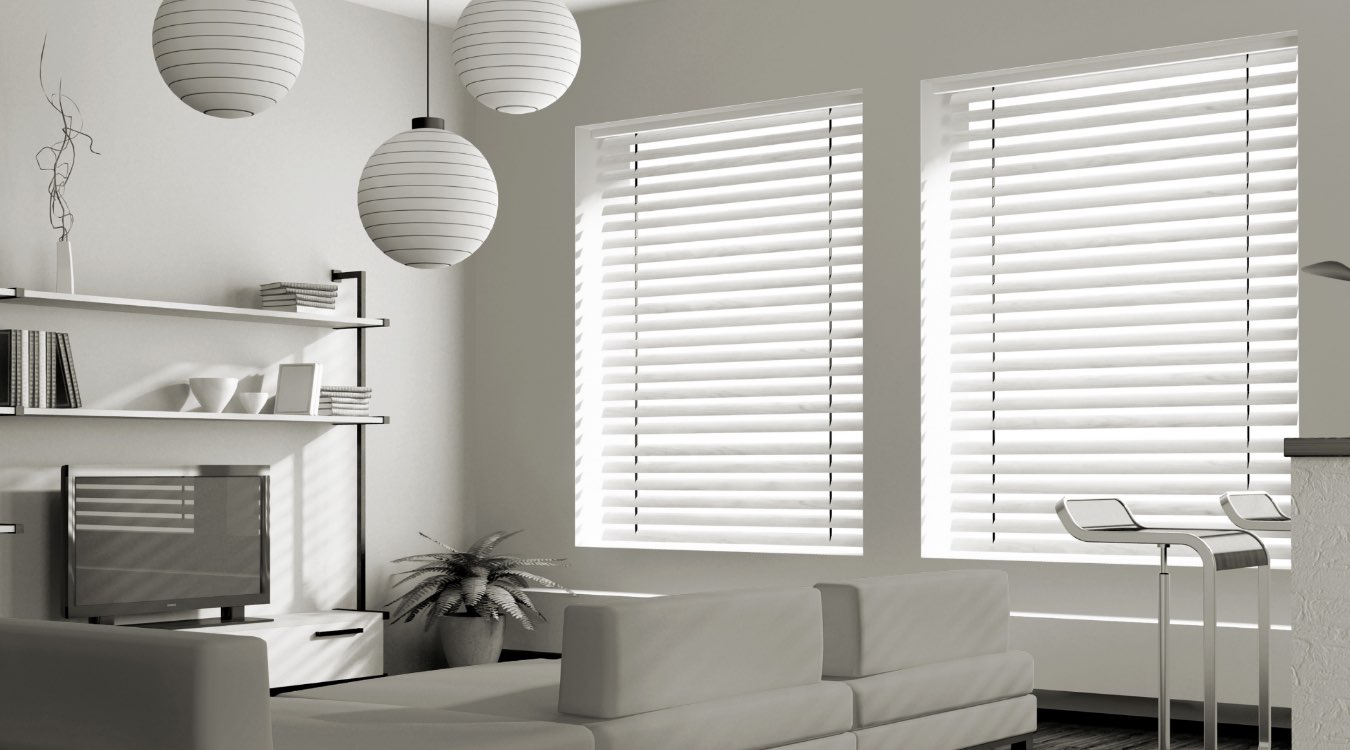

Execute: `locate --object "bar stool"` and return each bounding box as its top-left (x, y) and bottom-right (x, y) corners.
top-left (1056, 497), bottom-right (1270, 750)
top-left (1220, 491), bottom-right (1291, 750)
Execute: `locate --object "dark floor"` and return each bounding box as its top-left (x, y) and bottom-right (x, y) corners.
top-left (1034, 714), bottom-right (1291, 749)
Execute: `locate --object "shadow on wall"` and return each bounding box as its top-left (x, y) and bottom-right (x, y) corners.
top-left (0, 489), bottom-right (65, 619)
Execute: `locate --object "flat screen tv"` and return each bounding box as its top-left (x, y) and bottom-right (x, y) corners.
top-left (64, 465), bottom-right (270, 620)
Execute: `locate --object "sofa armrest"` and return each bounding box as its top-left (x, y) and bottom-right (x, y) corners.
top-left (816, 570), bottom-right (1010, 678)
top-left (0, 618), bottom-right (273, 750)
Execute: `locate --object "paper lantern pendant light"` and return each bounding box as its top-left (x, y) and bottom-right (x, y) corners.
top-left (359, 1), bottom-right (498, 268)
top-left (359, 117), bottom-right (498, 268)
top-left (152, 0), bottom-right (304, 118)
top-left (451, 0), bottom-right (581, 114)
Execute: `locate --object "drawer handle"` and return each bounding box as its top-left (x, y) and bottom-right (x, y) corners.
top-left (313, 628), bottom-right (364, 638)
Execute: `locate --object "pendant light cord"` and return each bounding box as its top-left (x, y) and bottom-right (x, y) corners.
top-left (425, 0), bottom-right (431, 118)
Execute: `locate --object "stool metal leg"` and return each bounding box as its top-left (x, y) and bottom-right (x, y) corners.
top-left (1257, 564), bottom-right (1272, 749)
top-left (1203, 564), bottom-right (1218, 750)
top-left (1159, 544), bottom-right (1171, 750)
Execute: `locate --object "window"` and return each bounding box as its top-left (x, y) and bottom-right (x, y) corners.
top-left (575, 92), bottom-right (864, 555)
top-left (920, 35), bottom-right (1298, 565)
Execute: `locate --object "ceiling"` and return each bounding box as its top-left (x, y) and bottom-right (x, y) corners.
top-left (344, 0), bottom-right (642, 27)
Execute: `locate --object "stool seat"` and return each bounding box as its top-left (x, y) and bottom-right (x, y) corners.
top-left (1056, 497), bottom-right (1269, 571)
top-left (1220, 491), bottom-right (1293, 533)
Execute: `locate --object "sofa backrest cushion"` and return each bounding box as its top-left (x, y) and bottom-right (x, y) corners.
top-left (0, 618), bottom-right (274, 750)
top-left (558, 587), bottom-right (824, 719)
top-left (816, 570), bottom-right (1010, 678)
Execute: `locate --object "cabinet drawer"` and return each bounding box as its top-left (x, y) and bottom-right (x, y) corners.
top-left (200, 612), bottom-right (384, 689)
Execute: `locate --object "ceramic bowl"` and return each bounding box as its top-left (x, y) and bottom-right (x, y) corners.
top-left (188, 377), bottom-right (239, 413)
top-left (237, 392), bottom-right (269, 414)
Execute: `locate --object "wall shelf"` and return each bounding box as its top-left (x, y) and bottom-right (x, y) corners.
top-left (0, 287), bottom-right (388, 329)
top-left (3, 270), bottom-right (384, 612)
top-left (0, 407), bottom-right (386, 425)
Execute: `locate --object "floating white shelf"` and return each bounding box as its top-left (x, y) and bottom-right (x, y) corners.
top-left (0, 407), bottom-right (385, 425)
top-left (0, 288), bottom-right (387, 329)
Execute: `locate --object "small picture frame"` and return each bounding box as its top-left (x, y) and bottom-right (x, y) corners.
top-left (274, 363), bottom-right (323, 415)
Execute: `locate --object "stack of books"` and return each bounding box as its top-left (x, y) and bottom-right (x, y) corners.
top-left (320, 386), bottom-right (372, 416)
top-left (1, 330), bottom-right (82, 409)
top-left (259, 281), bottom-right (339, 313)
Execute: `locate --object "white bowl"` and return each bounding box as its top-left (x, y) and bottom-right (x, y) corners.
top-left (188, 377), bottom-right (239, 413)
top-left (237, 392), bottom-right (269, 414)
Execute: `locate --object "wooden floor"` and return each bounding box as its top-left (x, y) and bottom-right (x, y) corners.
top-left (1033, 716), bottom-right (1291, 749)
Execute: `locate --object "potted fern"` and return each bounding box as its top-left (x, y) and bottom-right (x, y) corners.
top-left (386, 530), bottom-right (569, 667)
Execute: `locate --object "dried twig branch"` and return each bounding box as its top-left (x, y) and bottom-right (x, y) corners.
top-left (35, 36), bottom-right (98, 241)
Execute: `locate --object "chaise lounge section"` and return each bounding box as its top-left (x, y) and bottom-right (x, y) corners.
top-left (286, 586), bottom-right (857, 750)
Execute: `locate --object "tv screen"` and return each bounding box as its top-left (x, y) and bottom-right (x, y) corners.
top-left (64, 466), bottom-right (269, 619)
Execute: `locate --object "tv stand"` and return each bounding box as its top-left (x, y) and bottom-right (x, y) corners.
top-left (133, 615), bottom-right (275, 630)
top-left (90, 607), bottom-right (273, 628)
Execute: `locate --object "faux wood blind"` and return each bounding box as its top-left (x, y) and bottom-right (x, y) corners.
top-left (925, 38), bottom-right (1297, 563)
top-left (575, 92), bottom-right (864, 555)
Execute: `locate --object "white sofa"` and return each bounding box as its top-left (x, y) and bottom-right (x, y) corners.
top-left (0, 571), bottom-right (1033, 750)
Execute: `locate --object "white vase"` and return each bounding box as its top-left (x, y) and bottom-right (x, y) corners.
top-left (55, 238), bottom-right (73, 294)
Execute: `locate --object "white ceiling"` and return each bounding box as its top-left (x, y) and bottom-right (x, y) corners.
top-left (344, 0), bottom-right (640, 27)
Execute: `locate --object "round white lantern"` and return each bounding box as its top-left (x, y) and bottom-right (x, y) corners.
top-left (359, 118), bottom-right (498, 269)
top-left (450, 0), bottom-right (581, 114)
top-left (152, 0), bottom-right (304, 118)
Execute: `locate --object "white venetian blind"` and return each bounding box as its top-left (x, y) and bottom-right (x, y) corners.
top-left (923, 37), bottom-right (1298, 563)
top-left (575, 91), bottom-right (864, 555)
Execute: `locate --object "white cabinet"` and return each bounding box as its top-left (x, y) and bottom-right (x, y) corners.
top-left (196, 610), bottom-right (384, 689)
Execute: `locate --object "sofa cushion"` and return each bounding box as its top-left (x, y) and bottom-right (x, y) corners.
top-left (581, 681), bottom-right (852, 750)
top-left (816, 571), bottom-right (1009, 678)
top-left (560, 586), bottom-right (825, 718)
top-left (270, 698), bottom-right (594, 750)
top-left (288, 658), bottom-right (853, 750)
top-left (0, 617), bottom-right (272, 750)
top-left (851, 695), bottom-right (1036, 750)
top-left (834, 651), bottom-right (1034, 728)
top-left (285, 659), bottom-right (573, 723)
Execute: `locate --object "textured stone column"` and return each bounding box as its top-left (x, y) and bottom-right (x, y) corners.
top-left (1290, 449), bottom-right (1350, 748)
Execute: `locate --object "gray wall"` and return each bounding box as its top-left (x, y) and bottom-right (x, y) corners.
top-left (463, 0), bottom-right (1350, 704)
top-left (0, 0), bottom-right (473, 674)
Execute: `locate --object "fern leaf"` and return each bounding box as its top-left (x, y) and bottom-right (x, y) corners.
top-left (498, 570), bottom-right (568, 591)
top-left (417, 532), bottom-right (463, 555)
top-left (461, 576), bottom-right (488, 607)
top-left (485, 585), bottom-right (533, 630)
top-left (468, 530), bottom-right (522, 557)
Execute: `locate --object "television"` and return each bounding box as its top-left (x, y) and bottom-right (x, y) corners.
top-left (64, 465), bottom-right (270, 622)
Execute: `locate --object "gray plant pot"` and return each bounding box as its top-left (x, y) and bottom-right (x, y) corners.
top-left (437, 613), bottom-right (504, 667)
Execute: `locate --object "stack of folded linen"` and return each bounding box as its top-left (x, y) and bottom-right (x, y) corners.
top-left (320, 385), bottom-right (372, 416)
top-left (259, 282), bottom-right (339, 312)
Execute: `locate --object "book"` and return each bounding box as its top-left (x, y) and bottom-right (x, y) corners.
top-left (260, 294), bottom-right (337, 303)
top-left (46, 332), bottom-right (57, 408)
top-left (320, 385), bottom-right (373, 393)
top-left (29, 331), bottom-right (46, 409)
top-left (260, 289), bottom-right (338, 299)
top-left (16, 330), bottom-right (29, 409)
top-left (262, 303), bottom-right (336, 313)
top-left (261, 298), bottom-right (337, 307)
top-left (56, 333), bottom-right (80, 408)
top-left (260, 281), bottom-right (339, 293)
top-left (322, 408), bottom-right (371, 416)
top-left (0, 331), bottom-right (14, 407)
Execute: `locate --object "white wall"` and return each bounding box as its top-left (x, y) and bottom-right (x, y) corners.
top-left (0, 0), bottom-right (475, 674)
top-left (463, 0), bottom-right (1350, 705)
